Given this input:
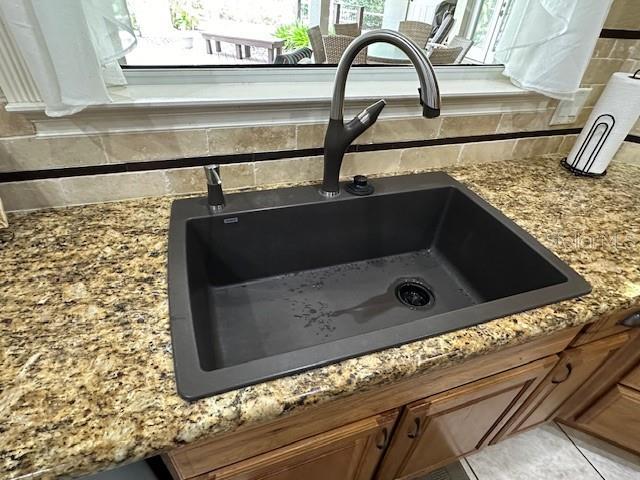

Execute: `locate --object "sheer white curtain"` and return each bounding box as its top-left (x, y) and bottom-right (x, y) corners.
top-left (0, 0), bottom-right (136, 116)
top-left (494, 0), bottom-right (613, 100)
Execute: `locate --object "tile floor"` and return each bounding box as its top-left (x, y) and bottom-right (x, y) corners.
top-left (460, 422), bottom-right (640, 480)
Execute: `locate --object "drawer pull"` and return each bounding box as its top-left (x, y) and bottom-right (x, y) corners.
top-left (551, 362), bottom-right (573, 384)
top-left (620, 312), bottom-right (640, 328)
top-left (408, 417), bottom-right (421, 439)
top-left (376, 427), bottom-right (389, 449)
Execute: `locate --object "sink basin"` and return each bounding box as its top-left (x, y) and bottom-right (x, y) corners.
top-left (168, 172), bottom-right (590, 400)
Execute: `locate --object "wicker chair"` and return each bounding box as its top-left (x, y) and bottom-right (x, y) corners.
top-left (398, 21), bottom-right (432, 48)
top-left (274, 47), bottom-right (313, 65)
top-left (428, 45), bottom-right (463, 65)
top-left (324, 35), bottom-right (367, 64)
top-left (334, 23), bottom-right (361, 37)
top-left (308, 25), bottom-right (326, 64)
top-left (447, 36), bottom-right (473, 63)
top-left (431, 12), bottom-right (454, 44)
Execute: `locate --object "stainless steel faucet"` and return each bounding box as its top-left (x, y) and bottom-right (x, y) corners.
top-left (204, 165), bottom-right (225, 211)
top-left (321, 29), bottom-right (441, 196)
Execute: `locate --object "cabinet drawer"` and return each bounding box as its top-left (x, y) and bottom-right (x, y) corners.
top-left (576, 385), bottom-right (640, 453)
top-left (185, 411), bottom-right (399, 480)
top-left (571, 307), bottom-right (639, 347)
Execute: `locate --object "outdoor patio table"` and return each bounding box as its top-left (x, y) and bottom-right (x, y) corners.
top-left (201, 23), bottom-right (285, 63)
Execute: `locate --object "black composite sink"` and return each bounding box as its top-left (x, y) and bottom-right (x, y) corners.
top-left (168, 172), bottom-right (590, 400)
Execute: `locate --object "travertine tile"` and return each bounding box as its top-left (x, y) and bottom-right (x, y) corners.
top-left (399, 144), bottom-right (461, 172)
top-left (60, 171), bottom-right (168, 206)
top-left (439, 114), bottom-right (501, 138)
top-left (0, 103), bottom-right (34, 137)
top-left (605, 0), bottom-right (640, 31)
top-left (610, 39), bottom-right (640, 61)
top-left (164, 167), bottom-right (206, 195)
top-left (558, 424), bottom-right (640, 480)
top-left (208, 125), bottom-right (296, 155)
top-left (103, 130), bottom-right (208, 163)
top-left (0, 179), bottom-right (66, 211)
top-left (549, 107), bottom-right (593, 130)
top-left (371, 116), bottom-right (441, 143)
top-left (0, 135), bottom-right (108, 172)
top-left (571, 107), bottom-right (594, 128)
top-left (221, 163), bottom-right (256, 190)
top-left (512, 136), bottom-right (564, 159)
top-left (165, 163), bottom-right (255, 193)
top-left (254, 156), bottom-right (323, 186)
top-left (591, 38), bottom-right (616, 59)
top-left (466, 424), bottom-right (601, 480)
top-left (632, 119), bottom-right (640, 136)
top-left (497, 110), bottom-right (553, 134)
top-left (296, 123), bottom-right (326, 149)
top-left (582, 58), bottom-right (626, 84)
top-left (613, 142), bottom-right (640, 166)
top-left (340, 149), bottom-right (402, 178)
top-left (583, 84), bottom-right (606, 108)
top-left (296, 122), bottom-right (369, 149)
top-left (558, 135), bottom-right (578, 156)
top-left (458, 140), bottom-right (516, 165)
top-left (622, 58), bottom-right (640, 74)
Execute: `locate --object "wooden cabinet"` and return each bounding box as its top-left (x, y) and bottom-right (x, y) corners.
top-left (558, 330), bottom-right (640, 455)
top-left (165, 328), bottom-right (578, 480)
top-left (490, 332), bottom-right (630, 442)
top-left (574, 385), bottom-right (640, 453)
top-left (375, 356), bottom-right (557, 479)
top-left (185, 411), bottom-right (399, 480)
top-left (161, 310), bottom-right (640, 480)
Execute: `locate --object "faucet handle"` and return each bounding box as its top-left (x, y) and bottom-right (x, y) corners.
top-left (355, 99), bottom-right (386, 128)
top-left (204, 164), bottom-right (222, 185)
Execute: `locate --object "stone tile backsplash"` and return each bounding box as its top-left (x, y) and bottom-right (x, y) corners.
top-left (102, 130), bottom-right (209, 163)
top-left (3, 134), bottom-right (622, 212)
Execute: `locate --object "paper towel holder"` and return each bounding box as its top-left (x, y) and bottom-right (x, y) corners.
top-left (562, 70), bottom-right (639, 178)
top-left (561, 113), bottom-right (615, 178)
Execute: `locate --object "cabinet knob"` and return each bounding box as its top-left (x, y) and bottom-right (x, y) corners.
top-left (620, 312), bottom-right (640, 328)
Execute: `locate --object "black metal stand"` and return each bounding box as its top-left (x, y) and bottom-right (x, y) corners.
top-left (560, 158), bottom-right (607, 178)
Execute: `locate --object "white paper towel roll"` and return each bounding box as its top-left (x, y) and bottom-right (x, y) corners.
top-left (566, 71), bottom-right (640, 174)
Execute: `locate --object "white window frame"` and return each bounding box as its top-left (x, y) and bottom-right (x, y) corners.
top-left (0, 18), bottom-right (552, 137)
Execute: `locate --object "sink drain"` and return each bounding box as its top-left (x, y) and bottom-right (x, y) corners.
top-left (395, 279), bottom-right (434, 309)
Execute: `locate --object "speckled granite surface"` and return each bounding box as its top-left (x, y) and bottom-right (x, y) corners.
top-left (2, 157), bottom-right (640, 480)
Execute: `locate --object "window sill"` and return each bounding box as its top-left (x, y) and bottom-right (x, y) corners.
top-left (7, 65), bottom-right (552, 136)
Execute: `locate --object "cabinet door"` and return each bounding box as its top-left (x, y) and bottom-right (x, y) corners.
top-left (620, 363), bottom-right (640, 391)
top-left (490, 332), bottom-right (630, 442)
top-left (559, 331), bottom-right (640, 422)
top-left (575, 384), bottom-right (640, 453)
top-left (198, 410), bottom-right (399, 480)
top-left (376, 356), bottom-right (557, 480)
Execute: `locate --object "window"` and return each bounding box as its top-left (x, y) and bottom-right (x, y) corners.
top-left (4, 0), bottom-right (584, 128)
top-left (121, 0), bottom-right (496, 67)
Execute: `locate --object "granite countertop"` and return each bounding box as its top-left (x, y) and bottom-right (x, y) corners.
top-left (2, 157), bottom-right (640, 480)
